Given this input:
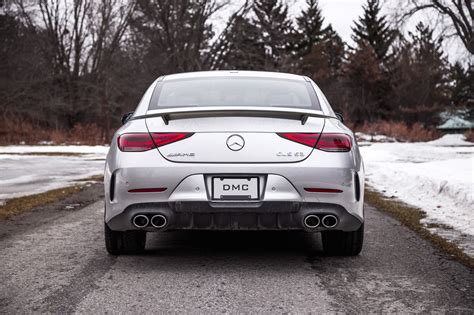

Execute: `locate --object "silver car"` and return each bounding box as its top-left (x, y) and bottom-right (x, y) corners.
top-left (104, 71), bottom-right (365, 255)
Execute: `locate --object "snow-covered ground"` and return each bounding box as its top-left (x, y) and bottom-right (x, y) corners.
top-left (359, 134), bottom-right (474, 257)
top-left (0, 146), bottom-right (108, 203)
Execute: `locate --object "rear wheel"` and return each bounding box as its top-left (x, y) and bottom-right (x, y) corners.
top-left (104, 223), bottom-right (146, 255)
top-left (322, 223), bottom-right (364, 256)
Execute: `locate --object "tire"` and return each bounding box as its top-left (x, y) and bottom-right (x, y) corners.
top-left (322, 223), bottom-right (364, 256)
top-left (104, 223), bottom-right (146, 255)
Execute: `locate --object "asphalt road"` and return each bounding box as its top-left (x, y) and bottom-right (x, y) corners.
top-left (0, 185), bottom-right (472, 313)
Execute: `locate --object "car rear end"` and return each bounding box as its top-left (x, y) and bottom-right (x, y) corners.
top-left (104, 71), bottom-right (365, 255)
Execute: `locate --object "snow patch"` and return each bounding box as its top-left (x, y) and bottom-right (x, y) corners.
top-left (356, 132), bottom-right (397, 143)
top-left (427, 134), bottom-right (473, 147)
top-left (361, 133), bottom-right (474, 256)
top-left (0, 149), bottom-right (106, 202)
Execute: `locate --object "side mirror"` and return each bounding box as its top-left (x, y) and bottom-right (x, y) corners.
top-left (121, 112), bottom-right (134, 125)
top-left (335, 113), bottom-right (344, 123)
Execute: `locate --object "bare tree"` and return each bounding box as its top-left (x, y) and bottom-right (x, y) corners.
top-left (14, 0), bottom-right (135, 137)
top-left (130, 0), bottom-right (228, 75)
top-left (399, 0), bottom-right (473, 54)
top-left (14, 0), bottom-right (93, 127)
top-left (87, 0), bottom-right (136, 140)
top-left (206, 1), bottom-right (251, 70)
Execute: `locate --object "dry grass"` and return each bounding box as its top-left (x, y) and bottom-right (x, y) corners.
top-left (74, 175), bottom-right (104, 182)
top-left (354, 121), bottom-right (441, 142)
top-left (0, 117), bottom-right (110, 145)
top-left (365, 187), bottom-right (473, 269)
top-left (0, 176), bottom-right (104, 220)
top-left (0, 117), bottom-right (460, 145)
top-left (0, 186), bottom-right (83, 220)
top-left (464, 130), bottom-right (474, 142)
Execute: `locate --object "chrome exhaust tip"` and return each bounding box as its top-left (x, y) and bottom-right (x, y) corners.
top-left (132, 214), bottom-right (149, 228)
top-left (304, 214), bottom-right (320, 229)
top-left (322, 215), bottom-right (338, 228)
top-left (150, 214), bottom-right (167, 229)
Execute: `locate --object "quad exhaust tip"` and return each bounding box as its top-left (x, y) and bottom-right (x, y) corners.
top-left (132, 214), bottom-right (149, 228)
top-left (322, 215), bottom-right (338, 228)
top-left (304, 215), bottom-right (320, 229)
top-left (151, 214), bottom-right (167, 229)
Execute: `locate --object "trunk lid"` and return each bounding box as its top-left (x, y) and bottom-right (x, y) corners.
top-left (145, 113), bottom-right (325, 163)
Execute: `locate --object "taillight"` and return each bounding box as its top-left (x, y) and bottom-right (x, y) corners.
top-left (118, 133), bottom-right (155, 152)
top-left (277, 133), bottom-right (352, 152)
top-left (151, 133), bottom-right (193, 147)
top-left (118, 133), bottom-right (193, 152)
top-left (277, 133), bottom-right (320, 147)
top-left (316, 134), bottom-right (352, 152)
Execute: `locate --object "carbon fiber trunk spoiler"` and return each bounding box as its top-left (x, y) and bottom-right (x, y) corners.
top-left (133, 106), bottom-right (331, 125)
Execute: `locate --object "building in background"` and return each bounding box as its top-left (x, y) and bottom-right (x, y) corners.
top-left (437, 110), bottom-right (474, 134)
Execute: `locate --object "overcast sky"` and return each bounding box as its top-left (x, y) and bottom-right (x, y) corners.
top-left (288, 0), bottom-right (366, 44)
top-left (215, 0), bottom-right (365, 44)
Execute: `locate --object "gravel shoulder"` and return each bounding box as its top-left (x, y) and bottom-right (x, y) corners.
top-left (0, 185), bottom-right (472, 313)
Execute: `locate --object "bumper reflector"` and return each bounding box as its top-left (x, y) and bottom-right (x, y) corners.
top-left (128, 188), bottom-right (167, 193)
top-left (304, 188), bottom-right (343, 193)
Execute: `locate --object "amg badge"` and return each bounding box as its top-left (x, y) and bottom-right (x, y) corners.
top-left (167, 153), bottom-right (195, 157)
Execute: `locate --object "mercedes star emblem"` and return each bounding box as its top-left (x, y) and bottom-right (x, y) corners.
top-left (226, 134), bottom-right (245, 151)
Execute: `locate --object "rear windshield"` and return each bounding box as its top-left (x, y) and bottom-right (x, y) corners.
top-left (148, 77), bottom-right (321, 110)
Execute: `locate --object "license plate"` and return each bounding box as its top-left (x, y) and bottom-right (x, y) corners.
top-left (212, 177), bottom-right (259, 200)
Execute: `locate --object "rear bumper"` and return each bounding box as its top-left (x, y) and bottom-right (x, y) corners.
top-left (106, 201), bottom-right (363, 232)
top-left (104, 142), bottom-right (365, 231)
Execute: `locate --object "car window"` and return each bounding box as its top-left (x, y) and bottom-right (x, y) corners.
top-left (148, 77), bottom-right (321, 110)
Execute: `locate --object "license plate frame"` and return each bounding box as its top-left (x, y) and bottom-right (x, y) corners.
top-left (212, 176), bottom-right (260, 200)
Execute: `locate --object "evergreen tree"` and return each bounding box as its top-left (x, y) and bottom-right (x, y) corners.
top-left (351, 0), bottom-right (397, 62)
top-left (343, 42), bottom-right (384, 123)
top-left (252, 0), bottom-right (295, 71)
top-left (409, 23), bottom-right (450, 110)
top-left (319, 26), bottom-right (345, 78)
top-left (212, 15), bottom-right (266, 70)
top-left (294, 0), bottom-right (331, 75)
top-left (293, 1), bottom-right (345, 111)
top-left (345, 0), bottom-right (398, 123)
top-left (295, 0), bottom-right (325, 57)
top-left (389, 23), bottom-right (450, 125)
top-left (295, 0), bottom-right (343, 74)
top-left (300, 25), bottom-right (345, 111)
top-left (300, 26), bottom-right (344, 86)
top-left (449, 62), bottom-right (473, 109)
